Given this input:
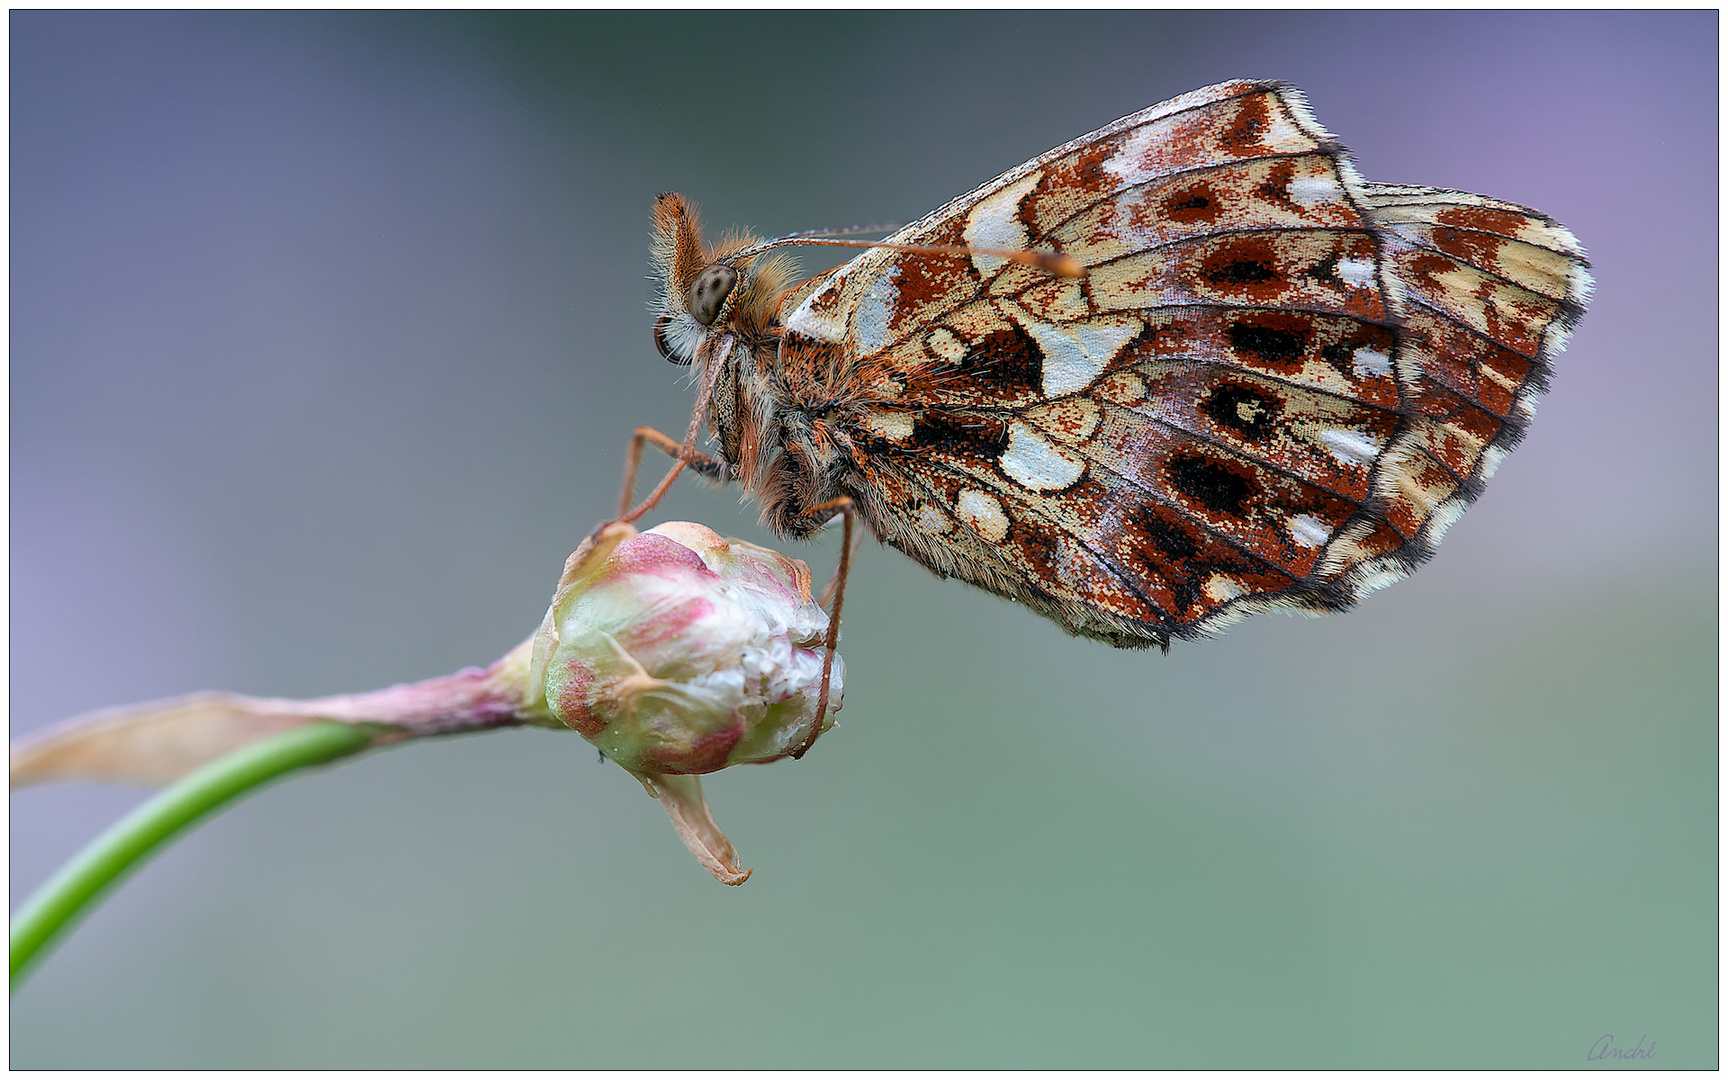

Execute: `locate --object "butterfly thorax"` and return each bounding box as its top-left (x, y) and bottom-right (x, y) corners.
top-left (648, 193), bottom-right (891, 540)
top-left (711, 323), bottom-right (882, 540)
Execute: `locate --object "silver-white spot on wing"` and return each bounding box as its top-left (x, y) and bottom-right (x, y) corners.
top-left (784, 289), bottom-right (848, 343)
top-left (1288, 513), bottom-right (1332, 549)
top-left (964, 171), bottom-right (1042, 279)
top-left (852, 277), bottom-right (899, 356)
top-left (1319, 428), bottom-right (1384, 469)
top-left (1287, 173), bottom-right (1342, 208)
top-left (916, 502), bottom-right (952, 535)
top-left (1000, 421), bottom-right (1086, 492)
top-left (1351, 346), bottom-right (1392, 379)
top-left (955, 488), bottom-right (1009, 542)
top-left (1335, 256), bottom-right (1378, 289)
top-left (1007, 309), bottom-right (1142, 398)
top-left (1203, 573), bottom-right (1247, 602)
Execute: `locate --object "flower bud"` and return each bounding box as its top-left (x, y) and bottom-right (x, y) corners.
top-left (529, 521), bottom-right (842, 776)
top-left (10, 519), bottom-right (842, 887)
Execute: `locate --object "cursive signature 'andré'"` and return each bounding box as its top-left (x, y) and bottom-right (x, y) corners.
top-left (1588, 1034), bottom-right (1656, 1062)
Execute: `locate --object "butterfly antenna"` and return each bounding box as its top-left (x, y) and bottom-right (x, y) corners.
top-left (735, 235), bottom-right (1084, 278)
top-left (776, 220), bottom-right (908, 239)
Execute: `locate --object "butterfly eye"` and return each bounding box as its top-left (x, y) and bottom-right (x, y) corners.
top-left (687, 264), bottom-right (738, 326)
top-left (653, 314), bottom-right (690, 365)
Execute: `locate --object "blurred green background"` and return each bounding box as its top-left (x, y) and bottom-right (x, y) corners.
top-left (11, 11), bottom-right (1716, 1068)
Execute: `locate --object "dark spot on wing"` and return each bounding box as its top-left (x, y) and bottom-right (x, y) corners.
top-left (1164, 184), bottom-right (1219, 223)
top-left (1320, 342), bottom-right (1354, 378)
top-left (950, 322), bottom-right (1045, 398)
top-left (1206, 259), bottom-right (1276, 285)
top-left (1305, 253), bottom-right (1342, 287)
top-left (909, 413), bottom-right (1008, 460)
top-left (1202, 383), bottom-right (1282, 442)
top-left (1255, 161), bottom-right (1299, 209)
top-left (1166, 454), bottom-right (1256, 516)
top-left (1221, 94), bottom-right (1270, 150)
top-left (1227, 321), bottom-right (1305, 366)
top-left (1131, 503), bottom-right (1200, 562)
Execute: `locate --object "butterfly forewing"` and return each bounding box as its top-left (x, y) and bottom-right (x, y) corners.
top-left (675, 80), bottom-right (1590, 648)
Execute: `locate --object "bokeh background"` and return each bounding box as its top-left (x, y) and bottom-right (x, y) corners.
top-left (11, 11), bottom-right (1716, 1068)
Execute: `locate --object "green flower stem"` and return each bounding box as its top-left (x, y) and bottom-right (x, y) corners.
top-left (9, 720), bottom-right (372, 988)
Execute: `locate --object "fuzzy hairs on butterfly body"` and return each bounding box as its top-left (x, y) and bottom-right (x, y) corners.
top-left (649, 193), bottom-right (803, 496)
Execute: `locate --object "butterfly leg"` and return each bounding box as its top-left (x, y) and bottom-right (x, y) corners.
top-left (792, 496), bottom-right (854, 760)
top-left (617, 426), bottom-right (729, 524)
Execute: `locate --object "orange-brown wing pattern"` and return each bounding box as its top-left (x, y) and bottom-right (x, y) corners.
top-left (776, 80), bottom-right (1588, 646)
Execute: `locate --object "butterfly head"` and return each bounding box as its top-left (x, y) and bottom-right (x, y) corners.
top-left (650, 193), bottom-right (795, 368)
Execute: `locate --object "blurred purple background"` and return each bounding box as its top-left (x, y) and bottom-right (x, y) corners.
top-left (11, 11), bottom-right (1717, 1068)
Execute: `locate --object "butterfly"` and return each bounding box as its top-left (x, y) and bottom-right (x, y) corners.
top-left (625, 79), bottom-right (1591, 672)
